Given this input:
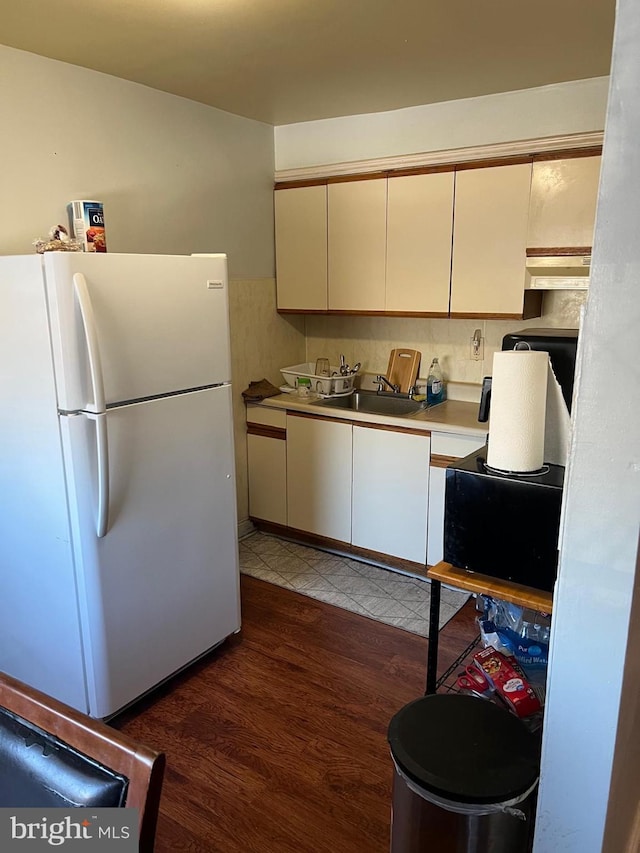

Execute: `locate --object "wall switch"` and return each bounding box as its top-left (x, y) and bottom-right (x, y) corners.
top-left (470, 335), bottom-right (484, 361)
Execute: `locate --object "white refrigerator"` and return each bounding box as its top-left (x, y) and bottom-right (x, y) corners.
top-left (0, 252), bottom-right (241, 718)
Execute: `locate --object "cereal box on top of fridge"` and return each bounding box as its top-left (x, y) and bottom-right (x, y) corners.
top-left (67, 200), bottom-right (107, 252)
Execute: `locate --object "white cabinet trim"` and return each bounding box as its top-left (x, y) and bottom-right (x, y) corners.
top-left (275, 132), bottom-right (603, 183)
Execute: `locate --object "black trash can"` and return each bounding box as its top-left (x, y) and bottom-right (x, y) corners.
top-left (388, 694), bottom-right (540, 853)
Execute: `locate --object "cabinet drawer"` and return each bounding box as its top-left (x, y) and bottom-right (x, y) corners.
top-left (246, 405), bottom-right (287, 429)
top-left (431, 431), bottom-right (486, 459)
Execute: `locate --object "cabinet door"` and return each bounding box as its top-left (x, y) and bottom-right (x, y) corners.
top-left (427, 432), bottom-right (487, 566)
top-left (328, 179), bottom-right (387, 311)
top-left (352, 425), bottom-right (431, 564)
top-left (386, 172), bottom-right (454, 314)
top-left (275, 185), bottom-right (327, 310)
top-left (286, 414), bottom-right (352, 542)
top-left (450, 163), bottom-right (532, 316)
top-left (426, 465), bottom-right (447, 567)
top-left (247, 433), bottom-right (287, 525)
top-left (527, 155), bottom-right (601, 249)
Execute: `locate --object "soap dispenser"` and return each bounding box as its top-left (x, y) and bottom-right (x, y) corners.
top-left (427, 358), bottom-right (444, 405)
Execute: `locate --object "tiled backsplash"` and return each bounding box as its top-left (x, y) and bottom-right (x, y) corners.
top-left (305, 291), bottom-right (587, 391)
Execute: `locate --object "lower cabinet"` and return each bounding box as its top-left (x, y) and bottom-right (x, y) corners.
top-left (426, 465), bottom-right (447, 567)
top-left (247, 406), bottom-right (288, 525)
top-left (247, 406), bottom-right (487, 569)
top-left (427, 432), bottom-right (487, 566)
top-left (286, 413), bottom-right (352, 542)
top-left (352, 425), bottom-right (431, 563)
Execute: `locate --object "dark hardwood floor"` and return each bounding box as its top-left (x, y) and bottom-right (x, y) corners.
top-left (113, 575), bottom-right (478, 852)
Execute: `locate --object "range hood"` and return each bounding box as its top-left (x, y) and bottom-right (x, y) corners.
top-left (525, 253), bottom-right (591, 290)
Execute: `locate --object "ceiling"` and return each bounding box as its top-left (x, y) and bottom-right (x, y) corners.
top-left (2, 0), bottom-right (616, 126)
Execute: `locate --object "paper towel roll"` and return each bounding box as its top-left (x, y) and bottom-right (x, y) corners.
top-left (487, 350), bottom-right (549, 473)
top-left (544, 362), bottom-right (572, 466)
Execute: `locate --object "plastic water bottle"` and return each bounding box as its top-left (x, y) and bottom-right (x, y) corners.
top-left (427, 358), bottom-right (444, 405)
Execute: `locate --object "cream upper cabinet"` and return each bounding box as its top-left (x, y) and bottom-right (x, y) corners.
top-left (275, 185), bottom-right (327, 311)
top-left (386, 171), bottom-right (454, 314)
top-left (274, 150), bottom-right (596, 316)
top-left (527, 155), bottom-right (601, 249)
top-left (450, 163), bottom-right (533, 317)
top-left (328, 179), bottom-right (387, 311)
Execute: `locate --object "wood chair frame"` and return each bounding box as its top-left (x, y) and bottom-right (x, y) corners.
top-left (0, 672), bottom-right (165, 852)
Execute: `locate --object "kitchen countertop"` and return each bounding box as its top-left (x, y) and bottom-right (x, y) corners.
top-left (250, 393), bottom-right (487, 439)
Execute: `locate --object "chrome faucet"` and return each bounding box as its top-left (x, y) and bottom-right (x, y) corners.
top-left (375, 374), bottom-right (400, 393)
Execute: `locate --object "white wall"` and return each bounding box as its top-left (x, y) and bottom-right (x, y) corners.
top-left (0, 45), bottom-right (275, 279)
top-left (534, 1), bottom-right (640, 848)
top-left (275, 78), bottom-right (610, 170)
top-left (0, 45), bottom-right (294, 529)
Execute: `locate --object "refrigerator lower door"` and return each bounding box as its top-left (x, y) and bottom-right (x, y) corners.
top-left (61, 385), bottom-right (240, 718)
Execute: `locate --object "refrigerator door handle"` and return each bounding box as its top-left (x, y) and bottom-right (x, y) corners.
top-left (87, 412), bottom-right (110, 538)
top-left (73, 273), bottom-right (106, 414)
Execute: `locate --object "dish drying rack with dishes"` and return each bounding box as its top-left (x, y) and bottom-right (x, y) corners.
top-left (280, 356), bottom-right (360, 397)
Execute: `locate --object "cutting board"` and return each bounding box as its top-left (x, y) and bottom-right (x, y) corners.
top-left (386, 348), bottom-right (421, 393)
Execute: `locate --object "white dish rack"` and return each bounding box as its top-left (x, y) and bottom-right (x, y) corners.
top-left (280, 363), bottom-right (357, 397)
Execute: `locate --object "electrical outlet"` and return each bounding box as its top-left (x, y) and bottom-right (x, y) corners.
top-left (470, 336), bottom-right (484, 361)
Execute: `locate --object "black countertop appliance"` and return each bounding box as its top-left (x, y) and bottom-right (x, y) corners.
top-left (502, 327), bottom-right (578, 412)
top-left (444, 449), bottom-right (564, 591)
top-left (443, 328), bottom-right (578, 593)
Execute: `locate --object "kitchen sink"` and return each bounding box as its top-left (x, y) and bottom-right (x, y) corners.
top-left (312, 389), bottom-right (426, 417)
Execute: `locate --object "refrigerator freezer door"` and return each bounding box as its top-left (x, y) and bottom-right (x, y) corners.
top-left (44, 253), bottom-right (232, 412)
top-left (60, 385), bottom-right (240, 718)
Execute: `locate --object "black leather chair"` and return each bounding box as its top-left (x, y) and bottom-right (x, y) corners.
top-left (0, 672), bottom-right (165, 852)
